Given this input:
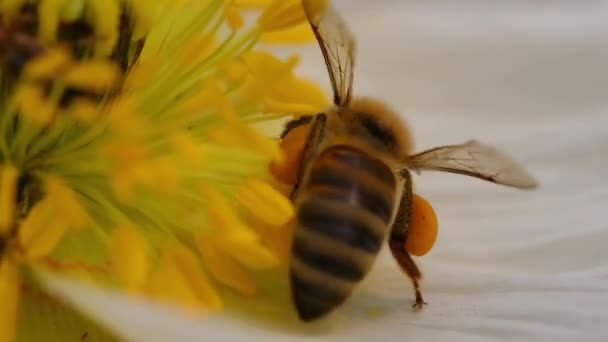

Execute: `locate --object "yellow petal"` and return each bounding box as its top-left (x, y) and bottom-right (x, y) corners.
top-left (242, 51), bottom-right (296, 86)
top-left (106, 98), bottom-right (144, 136)
top-left (170, 131), bottom-right (206, 162)
top-left (109, 225), bottom-right (149, 292)
top-left (45, 177), bottom-right (89, 229)
top-left (20, 210), bottom-right (69, 260)
top-left (204, 77), bottom-right (231, 108)
top-left (206, 126), bottom-right (241, 147)
top-left (124, 0), bottom-right (160, 40)
top-left (68, 99), bottom-right (100, 125)
top-left (218, 230), bottom-right (278, 270)
top-left (260, 22), bottom-right (316, 44)
top-left (272, 75), bottom-right (330, 109)
top-left (220, 60), bottom-right (249, 86)
top-left (256, 219), bottom-right (294, 261)
top-left (104, 141), bottom-right (145, 166)
top-left (203, 188), bottom-right (278, 269)
top-left (23, 48), bottom-right (71, 80)
top-left (104, 141), bottom-right (146, 201)
top-left (133, 157), bottom-right (178, 193)
top-left (18, 200), bottom-right (52, 252)
top-left (197, 238), bottom-right (256, 296)
top-left (63, 61), bottom-right (120, 91)
top-left (0, 260), bottom-right (20, 342)
top-left (109, 169), bottom-right (132, 203)
top-left (238, 122), bottom-right (282, 161)
top-left (15, 83), bottom-right (55, 126)
top-left (0, 165), bottom-right (19, 234)
top-left (38, 0), bottom-right (67, 43)
top-left (225, 6), bottom-right (244, 31)
top-left (236, 180), bottom-right (294, 227)
top-left (239, 52), bottom-right (302, 105)
top-left (215, 100), bottom-right (282, 160)
top-left (169, 246), bottom-right (223, 310)
top-left (234, 0), bottom-right (271, 8)
top-left (145, 252), bottom-right (207, 312)
top-left (17, 178), bottom-right (86, 259)
top-left (180, 34), bottom-right (217, 68)
top-left (263, 98), bottom-right (324, 117)
top-left (59, 0), bottom-right (85, 21)
top-left (87, 0), bottom-right (120, 56)
top-left (204, 188), bottom-right (249, 235)
top-left (123, 57), bottom-right (161, 90)
top-left (257, 0), bottom-right (307, 32)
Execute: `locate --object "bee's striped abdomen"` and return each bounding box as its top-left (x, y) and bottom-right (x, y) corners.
top-left (290, 145), bottom-right (397, 321)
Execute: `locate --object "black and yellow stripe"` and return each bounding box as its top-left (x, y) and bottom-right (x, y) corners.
top-left (290, 145), bottom-right (396, 321)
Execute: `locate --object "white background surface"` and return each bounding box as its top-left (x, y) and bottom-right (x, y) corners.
top-left (316, 1), bottom-right (608, 341)
top-left (45, 1), bottom-right (608, 341)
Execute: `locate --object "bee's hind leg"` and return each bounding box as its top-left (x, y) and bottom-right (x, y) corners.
top-left (388, 240), bottom-right (427, 310)
top-left (388, 170), bottom-right (427, 311)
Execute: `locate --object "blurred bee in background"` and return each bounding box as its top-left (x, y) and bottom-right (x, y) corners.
top-left (0, 9), bottom-right (101, 262)
top-left (1, 1), bottom-right (144, 71)
top-left (270, 0), bottom-right (539, 322)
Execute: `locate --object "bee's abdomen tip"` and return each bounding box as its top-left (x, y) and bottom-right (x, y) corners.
top-left (290, 273), bottom-right (341, 322)
top-left (293, 296), bottom-right (333, 322)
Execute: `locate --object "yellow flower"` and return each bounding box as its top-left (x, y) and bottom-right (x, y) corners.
top-left (0, 0), bottom-right (328, 340)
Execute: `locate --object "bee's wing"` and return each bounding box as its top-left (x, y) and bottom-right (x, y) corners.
top-left (407, 140), bottom-right (539, 189)
top-left (302, 0), bottom-right (355, 107)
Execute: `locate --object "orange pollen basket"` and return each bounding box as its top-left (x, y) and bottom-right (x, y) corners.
top-left (405, 194), bottom-right (438, 256)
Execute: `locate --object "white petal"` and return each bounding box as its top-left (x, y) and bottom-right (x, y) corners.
top-left (37, 271), bottom-right (313, 342)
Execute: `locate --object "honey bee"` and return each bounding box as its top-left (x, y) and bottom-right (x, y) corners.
top-left (271, 1), bottom-right (538, 322)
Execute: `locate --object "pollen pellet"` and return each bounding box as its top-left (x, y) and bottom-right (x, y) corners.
top-left (269, 121), bottom-right (313, 185)
top-left (405, 194), bottom-right (438, 257)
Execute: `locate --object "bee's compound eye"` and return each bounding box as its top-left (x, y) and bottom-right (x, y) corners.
top-left (269, 122), bottom-right (313, 185)
top-left (405, 194), bottom-right (438, 257)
